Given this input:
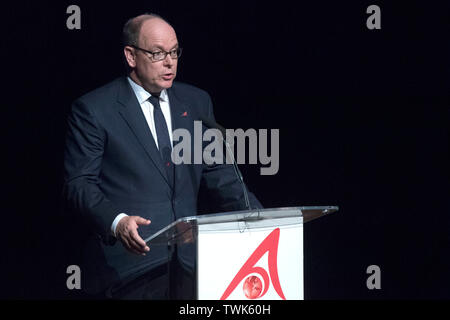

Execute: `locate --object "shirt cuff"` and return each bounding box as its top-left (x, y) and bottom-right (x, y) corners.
top-left (111, 213), bottom-right (128, 237)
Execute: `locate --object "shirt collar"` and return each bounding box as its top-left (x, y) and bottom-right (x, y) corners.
top-left (127, 77), bottom-right (168, 104)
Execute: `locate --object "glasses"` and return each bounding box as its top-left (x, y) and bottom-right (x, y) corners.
top-left (131, 45), bottom-right (182, 62)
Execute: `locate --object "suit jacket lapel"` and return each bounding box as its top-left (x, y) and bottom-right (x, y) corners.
top-left (116, 77), bottom-right (171, 187)
top-left (167, 86), bottom-right (196, 193)
top-left (168, 87), bottom-right (193, 138)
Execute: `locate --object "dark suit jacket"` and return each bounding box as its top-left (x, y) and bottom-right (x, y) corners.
top-left (63, 77), bottom-right (262, 295)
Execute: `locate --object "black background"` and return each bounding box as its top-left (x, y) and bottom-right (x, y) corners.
top-left (3, 0), bottom-right (449, 299)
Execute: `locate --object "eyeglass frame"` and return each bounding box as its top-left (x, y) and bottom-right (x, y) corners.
top-left (130, 45), bottom-right (183, 62)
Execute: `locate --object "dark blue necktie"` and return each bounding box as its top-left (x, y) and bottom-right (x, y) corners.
top-left (148, 95), bottom-right (174, 188)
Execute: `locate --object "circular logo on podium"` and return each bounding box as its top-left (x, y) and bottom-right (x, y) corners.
top-left (243, 275), bottom-right (263, 299)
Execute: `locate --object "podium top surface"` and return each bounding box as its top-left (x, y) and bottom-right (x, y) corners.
top-left (191, 206), bottom-right (337, 225)
top-left (144, 206), bottom-right (338, 245)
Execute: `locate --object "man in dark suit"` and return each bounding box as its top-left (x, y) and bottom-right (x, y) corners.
top-left (63, 13), bottom-right (261, 299)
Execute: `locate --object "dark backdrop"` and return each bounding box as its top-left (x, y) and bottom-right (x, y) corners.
top-left (3, 0), bottom-right (449, 299)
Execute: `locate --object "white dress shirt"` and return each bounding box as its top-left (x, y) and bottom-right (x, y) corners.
top-left (110, 77), bottom-right (174, 237)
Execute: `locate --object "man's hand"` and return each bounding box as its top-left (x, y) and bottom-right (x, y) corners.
top-left (116, 216), bottom-right (151, 255)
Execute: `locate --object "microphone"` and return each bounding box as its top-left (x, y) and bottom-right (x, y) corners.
top-left (199, 116), bottom-right (251, 211)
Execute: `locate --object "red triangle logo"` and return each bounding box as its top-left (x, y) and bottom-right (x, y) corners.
top-left (220, 228), bottom-right (286, 300)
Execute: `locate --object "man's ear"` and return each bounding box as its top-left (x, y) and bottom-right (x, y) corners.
top-left (124, 46), bottom-right (136, 68)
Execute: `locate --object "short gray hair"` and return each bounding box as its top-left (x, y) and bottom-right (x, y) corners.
top-left (122, 13), bottom-right (171, 47)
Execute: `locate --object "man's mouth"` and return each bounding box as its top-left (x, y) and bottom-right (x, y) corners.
top-left (162, 73), bottom-right (174, 80)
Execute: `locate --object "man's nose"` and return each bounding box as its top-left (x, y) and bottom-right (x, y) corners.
top-left (163, 54), bottom-right (174, 66)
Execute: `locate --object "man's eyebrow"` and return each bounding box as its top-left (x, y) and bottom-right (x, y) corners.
top-left (152, 44), bottom-right (179, 51)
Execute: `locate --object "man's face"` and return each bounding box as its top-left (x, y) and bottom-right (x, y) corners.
top-left (125, 18), bottom-right (178, 93)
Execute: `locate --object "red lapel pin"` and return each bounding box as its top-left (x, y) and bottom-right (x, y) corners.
top-left (181, 111), bottom-right (188, 117)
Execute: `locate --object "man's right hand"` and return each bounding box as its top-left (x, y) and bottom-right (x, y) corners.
top-left (115, 216), bottom-right (151, 255)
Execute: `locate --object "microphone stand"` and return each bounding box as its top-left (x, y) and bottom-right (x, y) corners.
top-left (199, 117), bottom-right (251, 211)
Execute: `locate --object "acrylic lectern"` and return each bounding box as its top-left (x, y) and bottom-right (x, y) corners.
top-left (143, 206), bottom-right (338, 300)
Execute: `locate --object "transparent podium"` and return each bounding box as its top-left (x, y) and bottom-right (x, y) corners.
top-left (144, 206), bottom-right (338, 300)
